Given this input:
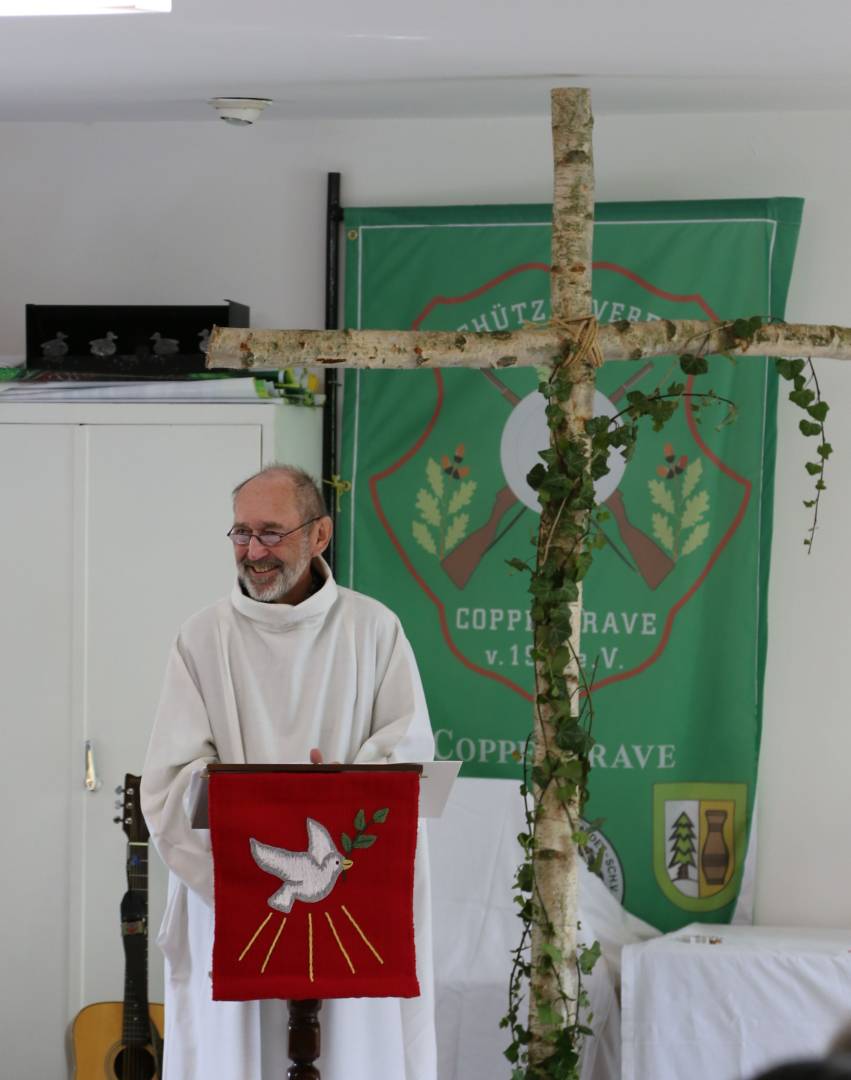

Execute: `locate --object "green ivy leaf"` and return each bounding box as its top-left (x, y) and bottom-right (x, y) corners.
top-left (679, 353), bottom-right (708, 375)
top-left (805, 462), bottom-right (823, 476)
top-left (578, 940), bottom-right (602, 975)
top-left (732, 315), bottom-right (763, 341)
top-left (775, 357), bottom-right (806, 380)
top-left (536, 1002), bottom-right (562, 1029)
top-left (808, 401), bottom-right (829, 422)
top-left (526, 463), bottom-right (547, 491)
top-left (539, 941), bottom-right (565, 965)
top-left (789, 388), bottom-right (815, 408)
top-left (799, 419), bottom-right (821, 437)
top-left (588, 846), bottom-right (605, 875)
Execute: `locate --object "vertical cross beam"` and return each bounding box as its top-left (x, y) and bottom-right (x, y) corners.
top-left (528, 88), bottom-right (596, 1062)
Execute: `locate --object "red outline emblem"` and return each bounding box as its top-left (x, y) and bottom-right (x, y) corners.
top-left (367, 263), bottom-right (751, 699)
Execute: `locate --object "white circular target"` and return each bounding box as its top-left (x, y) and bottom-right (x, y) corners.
top-left (500, 390), bottom-right (627, 512)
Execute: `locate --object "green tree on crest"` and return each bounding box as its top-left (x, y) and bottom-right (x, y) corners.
top-left (668, 811), bottom-right (697, 881)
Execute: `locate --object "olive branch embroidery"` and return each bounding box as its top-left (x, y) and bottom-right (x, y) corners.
top-left (340, 806), bottom-right (390, 858)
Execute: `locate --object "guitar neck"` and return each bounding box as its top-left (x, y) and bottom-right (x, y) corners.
top-left (121, 838), bottom-right (152, 1046)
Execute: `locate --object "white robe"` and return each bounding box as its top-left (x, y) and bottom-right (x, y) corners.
top-left (141, 558), bottom-right (436, 1080)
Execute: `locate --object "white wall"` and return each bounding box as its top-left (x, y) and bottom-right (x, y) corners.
top-left (2, 108), bottom-right (849, 926)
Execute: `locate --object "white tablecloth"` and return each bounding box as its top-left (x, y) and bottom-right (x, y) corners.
top-left (430, 778), bottom-right (659, 1080)
top-left (622, 923), bottom-right (851, 1080)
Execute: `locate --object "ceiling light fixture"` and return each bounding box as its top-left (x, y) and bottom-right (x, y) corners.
top-left (209, 98), bottom-right (273, 127)
top-left (0, 1), bottom-right (170, 13)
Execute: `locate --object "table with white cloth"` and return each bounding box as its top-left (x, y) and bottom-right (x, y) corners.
top-left (429, 778), bottom-right (659, 1080)
top-left (621, 923), bottom-right (851, 1080)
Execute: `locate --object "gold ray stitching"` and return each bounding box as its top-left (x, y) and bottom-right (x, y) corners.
top-left (261, 915), bottom-right (287, 974)
top-left (239, 912), bottom-right (273, 962)
top-left (340, 904), bottom-right (384, 965)
top-left (324, 911), bottom-right (355, 974)
top-left (308, 912), bottom-right (314, 983)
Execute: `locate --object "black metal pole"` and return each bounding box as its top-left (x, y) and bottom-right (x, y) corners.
top-left (322, 172), bottom-right (342, 574)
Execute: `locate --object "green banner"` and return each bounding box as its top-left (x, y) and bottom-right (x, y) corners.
top-left (339, 199), bottom-right (802, 930)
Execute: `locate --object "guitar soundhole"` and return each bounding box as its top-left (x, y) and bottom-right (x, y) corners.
top-left (113, 1046), bottom-right (157, 1079)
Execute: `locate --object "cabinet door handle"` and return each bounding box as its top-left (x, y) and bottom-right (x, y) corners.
top-left (84, 739), bottom-right (101, 792)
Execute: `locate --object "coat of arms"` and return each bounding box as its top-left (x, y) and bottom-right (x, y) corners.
top-left (653, 782), bottom-right (747, 912)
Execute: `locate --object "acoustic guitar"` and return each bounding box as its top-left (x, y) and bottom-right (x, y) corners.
top-left (72, 774), bottom-right (165, 1079)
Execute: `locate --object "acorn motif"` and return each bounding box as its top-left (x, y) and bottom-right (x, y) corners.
top-left (441, 444), bottom-right (470, 480)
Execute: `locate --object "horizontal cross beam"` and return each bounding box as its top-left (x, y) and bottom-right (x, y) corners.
top-left (207, 320), bottom-right (851, 371)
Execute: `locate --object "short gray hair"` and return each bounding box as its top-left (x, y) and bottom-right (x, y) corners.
top-left (232, 464), bottom-right (328, 519)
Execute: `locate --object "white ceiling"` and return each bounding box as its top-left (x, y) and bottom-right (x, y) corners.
top-left (1, 0), bottom-right (851, 122)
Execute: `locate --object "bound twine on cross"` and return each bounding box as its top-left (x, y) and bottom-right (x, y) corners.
top-left (549, 315), bottom-right (604, 371)
top-left (522, 315), bottom-right (604, 375)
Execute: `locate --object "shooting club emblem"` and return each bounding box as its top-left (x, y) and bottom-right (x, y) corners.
top-left (653, 782), bottom-right (747, 912)
top-left (364, 258), bottom-right (750, 719)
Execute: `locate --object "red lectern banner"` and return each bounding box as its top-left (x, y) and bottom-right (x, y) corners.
top-left (209, 768), bottom-right (420, 1001)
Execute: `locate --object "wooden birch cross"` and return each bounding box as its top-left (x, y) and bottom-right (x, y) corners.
top-left (207, 88), bottom-right (851, 1075)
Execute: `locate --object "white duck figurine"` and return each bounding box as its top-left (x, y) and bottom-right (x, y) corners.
top-left (41, 331), bottom-right (68, 359)
top-left (250, 818), bottom-right (354, 913)
top-left (89, 331), bottom-right (117, 357)
top-left (151, 331), bottom-right (180, 357)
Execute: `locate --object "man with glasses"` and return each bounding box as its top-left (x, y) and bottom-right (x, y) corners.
top-left (141, 464), bottom-right (435, 1080)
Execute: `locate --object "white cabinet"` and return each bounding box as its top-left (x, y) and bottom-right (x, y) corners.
top-left (0, 402), bottom-right (321, 1077)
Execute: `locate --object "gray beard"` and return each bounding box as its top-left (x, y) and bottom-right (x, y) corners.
top-left (237, 551), bottom-right (312, 603)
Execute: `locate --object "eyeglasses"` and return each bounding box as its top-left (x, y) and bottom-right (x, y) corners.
top-left (227, 516), bottom-right (323, 547)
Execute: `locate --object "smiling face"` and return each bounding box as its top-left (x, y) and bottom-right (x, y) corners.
top-left (232, 472), bottom-right (332, 604)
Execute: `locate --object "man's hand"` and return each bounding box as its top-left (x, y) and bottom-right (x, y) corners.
top-left (309, 748), bottom-right (341, 765)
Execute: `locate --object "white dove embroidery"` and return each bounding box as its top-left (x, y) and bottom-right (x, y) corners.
top-left (250, 818), bottom-right (354, 913)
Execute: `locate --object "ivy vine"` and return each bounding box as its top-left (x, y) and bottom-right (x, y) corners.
top-left (774, 356), bottom-right (830, 549)
top-left (501, 326), bottom-right (829, 1079)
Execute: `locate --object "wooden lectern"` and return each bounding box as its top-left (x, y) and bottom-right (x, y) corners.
top-left (192, 761), bottom-right (459, 1079)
